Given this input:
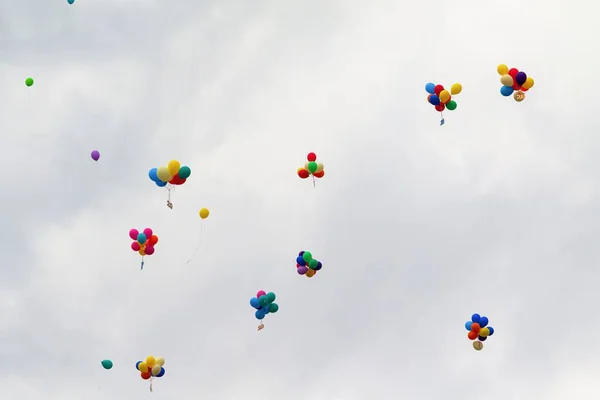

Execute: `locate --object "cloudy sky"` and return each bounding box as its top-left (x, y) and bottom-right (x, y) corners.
top-left (0, 0), bottom-right (598, 399)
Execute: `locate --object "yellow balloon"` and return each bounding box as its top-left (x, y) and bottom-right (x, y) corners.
top-left (450, 83), bottom-right (462, 95)
top-left (157, 166), bottom-right (172, 182)
top-left (155, 357), bottom-right (165, 367)
top-left (479, 327), bottom-right (490, 337)
top-left (167, 160), bottom-right (181, 176)
top-left (199, 208), bottom-right (209, 219)
top-left (151, 364), bottom-right (161, 376)
top-left (315, 163), bottom-right (324, 173)
top-left (500, 74), bottom-right (513, 87)
top-left (497, 64), bottom-right (508, 75)
top-left (145, 355), bottom-right (155, 367)
top-left (522, 77), bottom-right (534, 89)
top-left (138, 362), bottom-right (148, 373)
top-left (138, 249), bottom-right (145, 256)
top-left (439, 90), bottom-right (450, 103)
top-left (304, 162), bottom-right (309, 171)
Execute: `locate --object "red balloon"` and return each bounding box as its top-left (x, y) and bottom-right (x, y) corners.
top-left (434, 85), bottom-right (444, 95)
top-left (141, 371), bottom-right (151, 380)
top-left (521, 86), bottom-right (529, 92)
top-left (307, 152), bottom-right (317, 162)
top-left (508, 68), bottom-right (519, 78)
top-left (176, 178), bottom-right (187, 185)
top-left (471, 322), bottom-right (481, 333)
top-left (512, 83), bottom-right (522, 90)
top-left (313, 170), bottom-right (325, 178)
top-left (297, 169), bottom-right (309, 179)
top-left (435, 103), bottom-right (445, 112)
top-left (467, 331), bottom-right (477, 340)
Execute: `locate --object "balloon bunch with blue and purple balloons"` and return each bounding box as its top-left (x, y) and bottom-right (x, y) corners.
top-left (296, 251), bottom-right (322, 278)
top-left (250, 290), bottom-right (279, 331)
top-left (465, 313), bottom-right (495, 351)
top-left (497, 64), bottom-right (534, 103)
top-left (425, 82), bottom-right (462, 126)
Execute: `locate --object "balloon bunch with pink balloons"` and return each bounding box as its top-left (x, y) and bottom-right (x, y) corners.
top-left (129, 228), bottom-right (159, 270)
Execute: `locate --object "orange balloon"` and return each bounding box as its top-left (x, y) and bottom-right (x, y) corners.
top-left (471, 323), bottom-right (481, 333)
top-left (313, 170), bottom-right (325, 178)
top-left (141, 371), bottom-right (151, 380)
top-left (150, 235), bottom-right (159, 245)
top-left (467, 331), bottom-right (478, 340)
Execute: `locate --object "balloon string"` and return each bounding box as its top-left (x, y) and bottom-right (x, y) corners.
top-left (150, 377), bottom-right (153, 392)
top-left (28, 91), bottom-right (31, 108)
top-left (185, 222), bottom-right (203, 264)
top-left (312, 175), bottom-right (315, 188)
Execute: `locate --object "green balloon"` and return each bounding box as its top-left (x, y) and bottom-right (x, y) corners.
top-left (446, 100), bottom-right (457, 111)
top-left (268, 303), bottom-right (279, 313)
top-left (307, 162), bottom-right (317, 173)
top-left (302, 252), bottom-right (312, 262)
top-left (178, 166), bottom-right (191, 179)
top-left (101, 360), bottom-right (113, 370)
top-left (25, 77), bottom-right (34, 87)
top-left (308, 259), bottom-right (318, 269)
top-left (259, 295), bottom-right (269, 306)
top-left (266, 292), bottom-right (276, 303)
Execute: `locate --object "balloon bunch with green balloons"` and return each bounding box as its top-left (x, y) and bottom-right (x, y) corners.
top-left (148, 159), bottom-right (191, 209)
top-left (250, 290), bottom-right (279, 331)
top-left (425, 82), bottom-right (462, 126)
top-left (297, 152), bottom-right (324, 187)
top-left (296, 250), bottom-right (322, 278)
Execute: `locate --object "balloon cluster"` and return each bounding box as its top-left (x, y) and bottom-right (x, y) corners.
top-left (250, 290), bottom-right (279, 321)
top-left (129, 228), bottom-right (159, 257)
top-left (295, 250), bottom-right (322, 278)
top-left (497, 64), bottom-right (534, 102)
top-left (297, 152), bottom-right (325, 181)
top-left (136, 355), bottom-right (166, 380)
top-left (148, 160), bottom-right (191, 188)
top-left (425, 82), bottom-right (462, 123)
top-left (464, 313), bottom-right (495, 351)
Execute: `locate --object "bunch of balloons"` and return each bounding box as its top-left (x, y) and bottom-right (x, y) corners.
top-left (129, 228), bottom-right (159, 269)
top-left (136, 355), bottom-right (165, 392)
top-left (296, 250), bottom-right (322, 278)
top-left (497, 64), bottom-right (534, 102)
top-left (464, 313), bottom-right (495, 351)
top-left (148, 160), bottom-right (191, 208)
top-left (297, 152), bottom-right (325, 186)
top-left (425, 82), bottom-right (462, 125)
top-left (250, 290), bottom-right (279, 330)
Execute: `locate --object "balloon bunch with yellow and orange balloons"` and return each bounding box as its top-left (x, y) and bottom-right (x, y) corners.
top-left (136, 355), bottom-right (166, 392)
top-left (497, 64), bottom-right (534, 102)
top-left (148, 160), bottom-right (192, 209)
top-left (425, 82), bottom-right (462, 125)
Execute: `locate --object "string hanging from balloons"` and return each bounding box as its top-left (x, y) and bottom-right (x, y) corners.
top-left (148, 160), bottom-right (191, 209)
top-left (185, 208), bottom-right (210, 264)
top-left (136, 355), bottom-right (166, 392)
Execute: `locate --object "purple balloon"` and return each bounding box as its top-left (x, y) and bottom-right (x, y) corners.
top-left (91, 150), bottom-right (100, 161)
top-left (515, 71), bottom-right (527, 86)
top-left (297, 266), bottom-right (308, 275)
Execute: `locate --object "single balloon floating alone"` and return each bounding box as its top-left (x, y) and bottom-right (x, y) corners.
top-left (296, 250), bottom-right (322, 278)
top-left (136, 355), bottom-right (165, 393)
top-left (297, 152), bottom-right (324, 187)
top-left (91, 150), bottom-right (100, 161)
top-left (67, 0), bottom-right (75, 4)
top-left (464, 313), bottom-right (495, 351)
top-left (148, 159), bottom-right (191, 209)
top-left (25, 77), bottom-right (34, 87)
top-left (129, 228), bottom-right (159, 270)
top-left (497, 64), bottom-right (534, 103)
top-left (250, 290), bottom-right (279, 331)
top-left (199, 208), bottom-right (209, 219)
top-left (425, 82), bottom-right (462, 126)
top-left (101, 360), bottom-right (113, 370)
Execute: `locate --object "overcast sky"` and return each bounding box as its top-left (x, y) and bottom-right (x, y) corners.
top-left (0, 0), bottom-right (598, 399)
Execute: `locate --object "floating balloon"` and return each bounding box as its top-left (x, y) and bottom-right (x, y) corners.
top-left (148, 160), bottom-right (191, 209)
top-left (185, 208), bottom-right (210, 264)
top-left (295, 250), bottom-right (323, 278)
top-left (199, 208), bottom-right (209, 219)
top-left (250, 290), bottom-right (279, 331)
top-left (101, 360), bottom-right (113, 370)
top-left (464, 313), bottom-right (494, 351)
top-left (425, 81), bottom-right (462, 125)
top-left (297, 152), bottom-right (325, 187)
top-left (497, 64), bottom-right (534, 103)
top-left (25, 77), bottom-right (34, 87)
top-left (67, 0), bottom-right (74, 3)
top-left (129, 228), bottom-right (159, 270)
top-left (91, 150), bottom-right (100, 161)
top-left (136, 355), bottom-right (166, 392)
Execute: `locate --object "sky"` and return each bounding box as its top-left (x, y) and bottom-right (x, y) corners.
top-left (0, 0), bottom-right (598, 399)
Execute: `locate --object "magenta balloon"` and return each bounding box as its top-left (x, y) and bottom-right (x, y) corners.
top-left (131, 242), bottom-right (141, 251)
top-left (91, 150), bottom-right (100, 161)
top-left (129, 229), bottom-right (139, 240)
top-left (145, 246), bottom-right (155, 255)
top-left (143, 228), bottom-right (153, 237)
top-left (256, 290), bottom-right (266, 298)
top-left (297, 266), bottom-right (308, 275)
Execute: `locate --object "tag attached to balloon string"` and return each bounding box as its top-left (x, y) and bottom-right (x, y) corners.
top-left (140, 260), bottom-right (144, 270)
top-left (257, 323), bottom-right (264, 331)
top-left (166, 201), bottom-right (173, 209)
top-left (312, 175), bottom-right (316, 188)
top-left (166, 186), bottom-right (174, 209)
top-left (440, 112), bottom-right (445, 126)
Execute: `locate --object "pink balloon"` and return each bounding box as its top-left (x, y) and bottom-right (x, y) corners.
top-left (256, 290), bottom-right (266, 298)
top-left (129, 229), bottom-right (139, 240)
top-left (131, 242), bottom-right (141, 251)
top-left (143, 228), bottom-right (153, 237)
top-left (145, 246), bottom-right (155, 255)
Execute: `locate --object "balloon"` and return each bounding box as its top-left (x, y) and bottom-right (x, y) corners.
top-left (434, 84), bottom-right (444, 95)
top-left (428, 95), bottom-right (440, 106)
top-left (138, 362), bottom-right (148, 373)
top-left (308, 259), bottom-right (318, 269)
top-left (298, 251), bottom-right (305, 256)
top-left (138, 249), bottom-right (145, 256)
top-left (129, 229), bottom-right (139, 240)
top-left (155, 357), bottom-right (165, 367)
top-left (25, 77), bottom-right (34, 87)
top-left (250, 297), bottom-right (260, 309)
top-left (157, 367), bottom-right (165, 377)
top-left (435, 104), bottom-right (445, 112)
top-left (297, 168), bottom-right (309, 179)
top-left (297, 266), bottom-right (308, 274)
top-left (259, 295), bottom-right (269, 306)
top-left (425, 82), bottom-right (435, 94)
top-left (313, 170), bottom-right (325, 178)
top-left (307, 152), bottom-right (317, 162)
top-left (515, 71), bottom-right (527, 86)
top-left (302, 252), bottom-right (312, 262)
top-left (514, 91), bottom-right (525, 102)
top-left (465, 321), bottom-right (473, 331)
top-left (315, 162), bottom-right (324, 173)
top-left (306, 269), bottom-right (316, 277)
top-left (67, 0), bottom-right (74, 3)
top-left (141, 371), bottom-right (151, 380)
top-left (145, 246), bottom-right (155, 255)
top-left (155, 180), bottom-right (167, 187)
top-left (145, 356), bottom-right (155, 367)
top-left (101, 360), bottom-right (113, 370)
top-left (479, 327), bottom-right (490, 337)
top-left (508, 68), bottom-right (519, 78)
top-left (488, 327), bottom-right (495, 336)
top-left (156, 166), bottom-right (172, 182)
top-left (467, 331), bottom-right (477, 340)
top-left (522, 77), bottom-right (534, 89)
top-left (256, 290), bottom-right (266, 298)
top-left (307, 162), bottom-right (317, 173)
top-left (143, 228), bottom-right (153, 238)
top-left (151, 364), bottom-right (161, 376)
top-left (471, 322), bottom-right (481, 333)
top-left (497, 64), bottom-right (508, 75)
top-left (450, 83), bottom-right (462, 95)
top-left (478, 335), bottom-right (487, 341)
top-left (167, 160), bottom-right (181, 176)
top-left (473, 341), bottom-right (483, 351)
top-left (136, 361), bottom-right (141, 370)
top-left (296, 256), bottom-right (306, 266)
top-left (199, 208), bottom-right (209, 219)
top-left (446, 100), bottom-right (457, 111)
top-left (266, 292), bottom-right (276, 303)
top-left (479, 316), bottom-right (489, 328)
top-left (439, 90), bottom-right (450, 103)
top-left (131, 242), bottom-right (141, 251)
top-left (471, 314), bottom-right (481, 323)
top-left (255, 309), bottom-right (265, 319)
top-left (149, 235), bottom-right (159, 245)
top-left (500, 74), bottom-right (514, 87)
top-left (148, 168), bottom-right (159, 182)
top-left (500, 86), bottom-right (514, 96)
top-left (91, 150), bottom-right (100, 161)
top-left (314, 261), bottom-right (322, 271)
top-left (268, 303), bottom-right (279, 313)
top-left (178, 166), bottom-right (191, 179)
top-left (137, 233), bottom-right (147, 245)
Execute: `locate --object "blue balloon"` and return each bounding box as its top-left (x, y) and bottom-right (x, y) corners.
top-left (428, 95), bottom-right (440, 106)
top-left (250, 297), bottom-right (260, 309)
top-left (255, 309), bottom-right (265, 320)
top-left (471, 313), bottom-right (481, 323)
top-left (296, 256), bottom-right (306, 266)
top-left (135, 361), bottom-right (141, 370)
top-left (157, 367), bottom-right (165, 377)
top-left (500, 85), bottom-right (514, 96)
top-left (67, 0), bottom-right (74, 4)
top-left (137, 233), bottom-right (147, 244)
top-left (148, 168), bottom-right (159, 182)
top-left (488, 326), bottom-right (494, 336)
top-left (465, 321), bottom-right (472, 331)
top-left (478, 336), bottom-right (487, 341)
top-left (425, 82), bottom-right (435, 94)
top-left (298, 251), bottom-right (305, 256)
top-left (479, 316), bottom-right (489, 328)
top-left (314, 261), bottom-right (322, 271)
top-left (155, 180), bottom-right (167, 187)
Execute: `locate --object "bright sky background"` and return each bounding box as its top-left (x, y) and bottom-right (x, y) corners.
top-left (0, 0), bottom-right (598, 399)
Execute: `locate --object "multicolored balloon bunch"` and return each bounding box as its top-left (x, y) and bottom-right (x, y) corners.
top-left (129, 228), bottom-right (159, 257)
top-left (148, 159), bottom-right (191, 188)
top-left (136, 355), bottom-right (166, 380)
top-left (425, 82), bottom-right (462, 124)
top-left (297, 152), bottom-right (325, 181)
top-left (497, 64), bottom-right (534, 102)
top-left (250, 290), bottom-right (279, 321)
top-left (464, 313), bottom-right (495, 351)
top-left (295, 250), bottom-right (322, 278)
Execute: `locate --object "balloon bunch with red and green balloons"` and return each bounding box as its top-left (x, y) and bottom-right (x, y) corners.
top-left (498, 64), bottom-right (534, 102)
top-left (296, 250), bottom-right (322, 278)
top-left (297, 152), bottom-right (324, 182)
top-left (465, 313), bottom-right (494, 351)
top-left (250, 290), bottom-right (279, 321)
top-left (425, 82), bottom-right (462, 123)
top-left (148, 159), bottom-right (191, 188)
top-left (136, 355), bottom-right (165, 382)
top-left (130, 228), bottom-right (159, 269)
